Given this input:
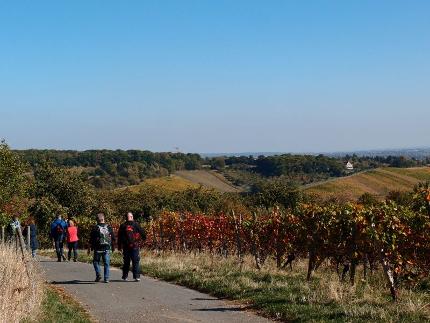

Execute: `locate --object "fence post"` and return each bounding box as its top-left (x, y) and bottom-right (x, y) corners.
top-left (27, 225), bottom-right (31, 250)
top-left (232, 210), bottom-right (243, 270)
top-left (16, 226), bottom-right (27, 260)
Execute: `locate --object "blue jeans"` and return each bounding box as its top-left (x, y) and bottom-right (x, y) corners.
top-left (54, 240), bottom-right (64, 261)
top-left (93, 250), bottom-right (110, 281)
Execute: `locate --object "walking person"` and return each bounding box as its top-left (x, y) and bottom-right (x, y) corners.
top-left (118, 212), bottom-right (146, 282)
top-left (50, 214), bottom-right (68, 262)
top-left (7, 215), bottom-right (22, 252)
top-left (90, 213), bottom-right (115, 283)
top-left (24, 217), bottom-right (39, 258)
top-left (66, 219), bottom-right (79, 262)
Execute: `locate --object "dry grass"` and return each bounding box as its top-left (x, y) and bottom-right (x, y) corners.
top-left (139, 252), bottom-right (430, 322)
top-left (39, 249), bottom-right (430, 322)
top-left (0, 243), bottom-right (43, 323)
top-left (175, 170), bottom-right (242, 192)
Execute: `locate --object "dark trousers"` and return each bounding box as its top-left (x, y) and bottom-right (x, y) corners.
top-left (122, 248), bottom-right (140, 279)
top-left (54, 240), bottom-right (64, 261)
top-left (68, 241), bottom-right (78, 261)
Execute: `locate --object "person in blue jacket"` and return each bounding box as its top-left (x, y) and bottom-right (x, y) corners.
top-left (50, 214), bottom-right (68, 262)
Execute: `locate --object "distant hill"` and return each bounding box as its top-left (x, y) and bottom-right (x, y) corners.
top-left (175, 170), bottom-right (242, 192)
top-left (122, 170), bottom-right (242, 193)
top-left (202, 147), bottom-right (430, 159)
top-left (121, 174), bottom-right (199, 192)
top-left (325, 147), bottom-right (430, 159)
top-left (305, 167), bottom-right (430, 201)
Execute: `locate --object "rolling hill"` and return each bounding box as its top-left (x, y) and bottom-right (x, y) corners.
top-left (305, 167), bottom-right (430, 201)
top-left (121, 170), bottom-right (242, 193)
top-left (175, 170), bottom-right (242, 192)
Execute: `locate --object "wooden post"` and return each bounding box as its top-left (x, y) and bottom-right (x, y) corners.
top-left (232, 210), bottom-right (243, 269)
top-left (381, 251), bottom-right (397, 301)
top-left (250, 212), bottom-right (261, 270)
top-left (27, 225), bottom-right (31, 250)
top-left (16, 226), bottom-right (27, 260)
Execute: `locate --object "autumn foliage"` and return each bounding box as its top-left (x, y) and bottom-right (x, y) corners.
top-left (143, 185), bottom-right (430, 300)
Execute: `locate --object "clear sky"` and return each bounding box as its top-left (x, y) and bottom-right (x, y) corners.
top-left (0, 1), bottom-right (429, 153)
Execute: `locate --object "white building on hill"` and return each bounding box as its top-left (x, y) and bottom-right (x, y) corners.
top-left (346, 161), bottom-right (354, 171)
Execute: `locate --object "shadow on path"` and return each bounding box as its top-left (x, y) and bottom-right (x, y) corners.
top-left (193, 307), bottom-right (250, 313)
top-left (52, 280), bottom-right (96, 285)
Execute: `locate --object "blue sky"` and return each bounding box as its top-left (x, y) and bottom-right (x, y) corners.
top-left (0, 1), bottom-right (429, 153)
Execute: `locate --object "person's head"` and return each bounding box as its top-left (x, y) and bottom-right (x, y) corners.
top-left (56, 214), bottom-right (62, 220)
top-left (96, 213), bottom-right (105, 224)
top-left (12, 215), bottom-right (19, 221)
top-left (68, 219), bottom-right (75, 227)
top-left (27, 216), bottom-right (35, 225)
top-left (126, 212), bottom-right (134, 222)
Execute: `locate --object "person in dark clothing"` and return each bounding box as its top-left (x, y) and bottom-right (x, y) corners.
top-left (89, 213), bottom-right (115, 283)
top-left (118, 212), bottom-right (146, 281)
top-left (24, 217), bottom-right (39, 258)
top-left (50, 215), bottom-right (68, 262)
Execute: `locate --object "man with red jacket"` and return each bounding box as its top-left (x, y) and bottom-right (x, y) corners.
top-left (118, 212), bottom-right (146, 281)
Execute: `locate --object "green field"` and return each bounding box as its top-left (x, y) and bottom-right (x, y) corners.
top-left (306, 167), bottom-right (430, 201)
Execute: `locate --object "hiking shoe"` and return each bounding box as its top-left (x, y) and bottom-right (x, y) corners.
top-left (95, 276), bottom-right (101, 282)
top-left (134, 278), bottom-right (140, 282)
top-left (104, 280), bottom-right (109, 283)
top-left (122, 277), bottom-right (128, 281)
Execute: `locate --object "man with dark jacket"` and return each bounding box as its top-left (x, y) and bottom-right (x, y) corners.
top-left (118, 212), bottom-right (146, 281)
top-left (90, 213), bottom-right (115, 283)
top-left (50, 215), bottom-right (68, 262)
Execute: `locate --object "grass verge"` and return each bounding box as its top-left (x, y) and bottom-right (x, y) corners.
top-left (39, 250), bottom-right (430, 322)
top-left (29, 285), bottom-right (92, 323)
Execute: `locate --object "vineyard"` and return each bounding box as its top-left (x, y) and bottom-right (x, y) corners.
top-left (136, 183), bottom-right (430, 301)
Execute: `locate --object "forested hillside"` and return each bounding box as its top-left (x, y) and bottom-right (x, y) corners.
top-left (16, 149), bottom-right (203, 188)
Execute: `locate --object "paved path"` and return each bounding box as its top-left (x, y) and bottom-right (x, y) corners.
top-left (40, 258), bottom-right (272, 323)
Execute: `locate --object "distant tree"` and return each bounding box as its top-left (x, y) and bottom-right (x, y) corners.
top-left (0, 140), bottom-right (30, 224)
top-left (211, 157), bottom-right (226, 170)
top-left (251, 178), bottom-right (303, 210)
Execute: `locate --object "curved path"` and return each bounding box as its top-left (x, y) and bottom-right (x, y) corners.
top-left (40, 258), bottom-right (271, 323)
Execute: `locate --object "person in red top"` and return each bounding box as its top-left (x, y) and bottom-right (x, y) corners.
top-left (66, 219), bottom-right (79, 262)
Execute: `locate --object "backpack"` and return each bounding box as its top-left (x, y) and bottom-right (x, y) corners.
top-left (55, 223), bottom-right (64, 237)
top-left (97, 225), bottom-right (111, 247)
top-left (125, 224), bottom-right (140, 248)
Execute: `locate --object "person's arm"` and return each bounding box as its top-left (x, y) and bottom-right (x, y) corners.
top-left (135, 223), bottom-right (146, 241)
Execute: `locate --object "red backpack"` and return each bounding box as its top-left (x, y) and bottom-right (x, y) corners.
top-left (125, 224), bottom-right (140, 248)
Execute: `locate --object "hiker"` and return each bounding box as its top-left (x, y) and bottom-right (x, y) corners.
top-left (50, 214), bottom-right (68, 262)
top-left (24, 217), bottom-right (39, 258)
top-left (118, 212), bottom-right (146, 282)
top-left (8, 215), bottom-right (21, 242)
top-left (90, 213), bottom-right (115, 283)
top-left (66, 219), bottom-right (79, 262)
